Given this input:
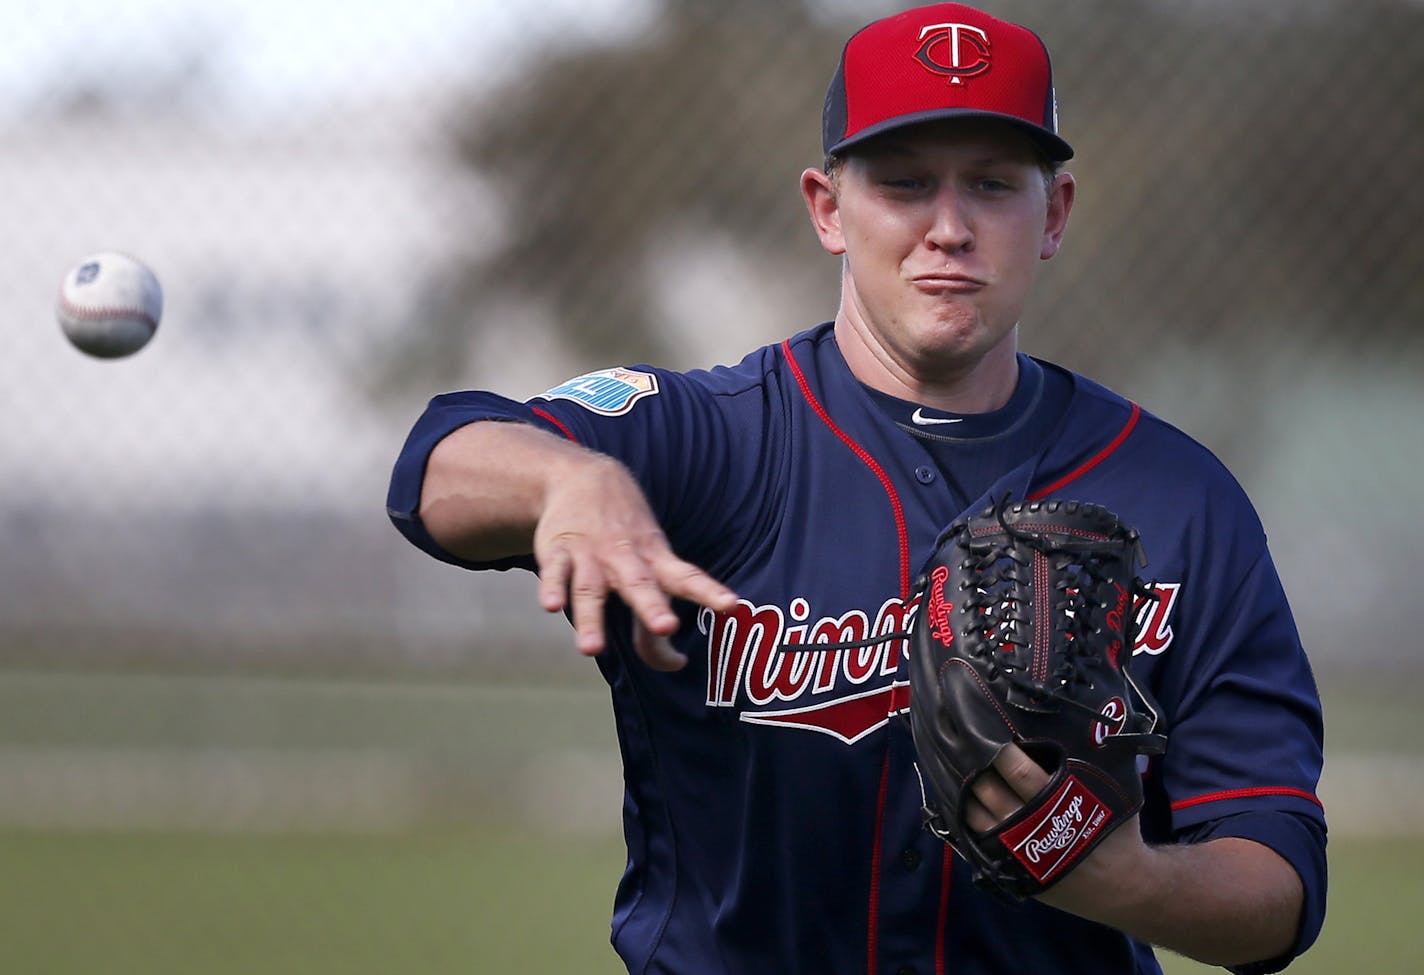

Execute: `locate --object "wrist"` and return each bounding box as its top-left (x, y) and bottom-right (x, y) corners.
top-left (1036, 820), bottom-right (1168, 930)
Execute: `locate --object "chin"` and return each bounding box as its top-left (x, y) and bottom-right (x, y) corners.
top-left (915, 315), bottom-right (990, 355)
top-left (918, 323), bottom-right (1015, 370)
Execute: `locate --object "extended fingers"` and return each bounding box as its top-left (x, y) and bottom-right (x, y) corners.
top-left (606, 541), bottom-right (739, 652)
top-left (603, 538), bottom-right (682, 636)
top-left (652, 553), bottom-right (739, 616)
top-left (536, 534), bottom-right (619, 655)
top-left (567, 557), bottom-right (613, 656)
top-left (537, 545), bottom-right (573, 613)
top-left (537, 531), bottom-right (738, 664)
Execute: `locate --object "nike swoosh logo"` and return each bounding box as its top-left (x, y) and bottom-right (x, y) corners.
top-left (911, 408), bottom-right (964, 426)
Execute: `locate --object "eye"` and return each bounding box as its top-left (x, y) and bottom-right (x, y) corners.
top-left (974, 177), bottom-right (1014, 193)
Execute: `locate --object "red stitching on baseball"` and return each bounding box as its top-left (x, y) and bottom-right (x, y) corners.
top-left (57, 299), bottom-right (157, 327)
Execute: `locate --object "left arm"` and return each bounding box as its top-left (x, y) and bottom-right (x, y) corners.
top-left (970, 745), bottom-right (1302, 968)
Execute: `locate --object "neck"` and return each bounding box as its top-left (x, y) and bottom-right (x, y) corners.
top-left (832, 314), bottom-right (1022, 415)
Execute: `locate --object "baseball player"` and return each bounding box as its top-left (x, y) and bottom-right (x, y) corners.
top-left (387, 5), bottom-right (1326, 974)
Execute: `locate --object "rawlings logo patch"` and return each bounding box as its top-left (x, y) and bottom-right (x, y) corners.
top-left (926, 565), bottom-right (955, 647)
top-left (536, 368), bottom-right (659, 416)
top-left (999, 775), bottom-right (1112, 883)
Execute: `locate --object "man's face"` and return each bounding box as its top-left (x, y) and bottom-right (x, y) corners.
top-left (805, 119), bottom-right (1073, 385)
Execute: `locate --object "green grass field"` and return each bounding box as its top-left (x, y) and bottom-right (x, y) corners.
top-left (0, 829), bottom-right (1417, 974)
top-left (0, 828), bottom-right (629, 975)
top-left (0, 668), bottom-right (1416, 974)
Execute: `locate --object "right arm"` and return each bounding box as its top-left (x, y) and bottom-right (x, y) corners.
top-left (418, 420), bottom-right (739, 668)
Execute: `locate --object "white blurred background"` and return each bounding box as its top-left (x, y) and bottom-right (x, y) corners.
top-left (2, 0), bottom-right (1422, 846)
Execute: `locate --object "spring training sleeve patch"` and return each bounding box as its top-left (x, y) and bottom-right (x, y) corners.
top-left (534, 368), bottom-right (660, 416)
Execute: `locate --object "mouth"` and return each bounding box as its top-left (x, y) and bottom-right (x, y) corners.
top-left (911, 273), bottom-right (986, 294)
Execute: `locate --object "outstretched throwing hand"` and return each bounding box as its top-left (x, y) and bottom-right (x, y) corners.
top-left (533, 452), bottom-right (738, 670)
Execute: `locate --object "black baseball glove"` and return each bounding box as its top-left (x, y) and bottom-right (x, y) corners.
top-left (908, 498), bottom-right (1168, 899)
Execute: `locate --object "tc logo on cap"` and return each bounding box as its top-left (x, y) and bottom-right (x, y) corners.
top-left (914, 22), bottom-right (992, 84)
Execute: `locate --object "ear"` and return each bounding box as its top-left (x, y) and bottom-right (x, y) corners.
top-left (801, 167), bottom-right (847, 256)
top-left (1040, 171), bottom-right (1075, 260)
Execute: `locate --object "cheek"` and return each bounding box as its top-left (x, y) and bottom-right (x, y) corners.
top-left (996, 219), bottom-right (1052, 278)
top-left (844, 210), bottom-right (920, 269)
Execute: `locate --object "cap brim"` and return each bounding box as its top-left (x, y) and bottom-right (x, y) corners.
top-left (826, 108), bottom-right (1074, 163)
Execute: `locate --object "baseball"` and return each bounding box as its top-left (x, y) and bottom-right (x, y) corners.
top-left (55, 252), bottom-right (163, 358)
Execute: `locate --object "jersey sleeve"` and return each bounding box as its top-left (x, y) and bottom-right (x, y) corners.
top-left (385, 365), bottom-right (768, 575)
top-left (1150, 542), bottom-right (1328, 969)
top-left (1157, 544), bottom-right (1325, 825)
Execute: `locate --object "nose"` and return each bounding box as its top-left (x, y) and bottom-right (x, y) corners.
top-left (925, 188), bottom-right (974, 253)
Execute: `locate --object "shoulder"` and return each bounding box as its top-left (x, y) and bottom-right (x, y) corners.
top-left (513, 331), bottom-right (824, 479)
top-left (626, 323), bottom-right (843, 424)
top-left (568, 325), bottom-right (829, 402)
top-left (682, 322), bottom-right (836, 395)
top-left (1041, 363), bottom-right (1268, 551)
top-left (1058, 365), bottom-right (1252, 496)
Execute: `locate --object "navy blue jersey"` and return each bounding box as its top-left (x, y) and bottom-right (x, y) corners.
top-left (388, 322), bottom-right (1326, 975)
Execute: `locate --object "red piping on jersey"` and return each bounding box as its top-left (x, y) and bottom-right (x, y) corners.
top-left (781, 339), bottom-right (912, 975)
top-left (531, 406), bottom-right (578, 442)
top-left (781, 340), bottom-right (912, 597)
top-left (1027, 402), bottom-right (1141, 500)
top-left (1172, 786), bottom-right (1323, 812)
top-left (935, 845), bottom-right (953, 975)
top-left (866, 754), bottom-right (891, 975)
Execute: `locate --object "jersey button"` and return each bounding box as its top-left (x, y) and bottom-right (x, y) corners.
top-left (914, 466), bottom-right (936, 484)
top-left (896, 967), bottom-right (917, 975)
top-left (900, 848), bottom-right (921, 870)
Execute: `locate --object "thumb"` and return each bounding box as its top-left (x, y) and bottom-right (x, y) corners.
top-left (633, 621), bottom-right (689, 672)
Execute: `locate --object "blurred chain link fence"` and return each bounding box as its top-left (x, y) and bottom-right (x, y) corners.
top-left (1, 0), bottom-right (1421, 829)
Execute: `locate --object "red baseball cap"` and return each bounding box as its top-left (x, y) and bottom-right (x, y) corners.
top-left (822, 3), bottom-right (1073, 162)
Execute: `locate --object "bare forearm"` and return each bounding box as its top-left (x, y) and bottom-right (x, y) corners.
top-left (1044, 835), bottom-right (1302, 968)
top-left (419, 420), bottom-right (606, 562)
